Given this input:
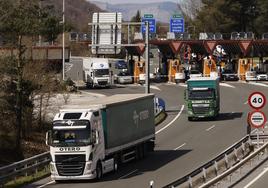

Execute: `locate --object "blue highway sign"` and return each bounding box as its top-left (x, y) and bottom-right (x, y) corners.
top-left (170, 18), bottom-right (184, 33)
top-left (141, 17), bottom-right (156, 33)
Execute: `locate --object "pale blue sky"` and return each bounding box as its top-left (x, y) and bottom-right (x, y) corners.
top-left (90, 0), bottom-right (179, 4)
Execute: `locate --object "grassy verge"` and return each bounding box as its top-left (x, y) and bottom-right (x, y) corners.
top-left (4, 167), bottom-right (50, 188)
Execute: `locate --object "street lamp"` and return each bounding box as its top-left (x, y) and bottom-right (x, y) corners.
top-left (62, 0), bottom-right (65, 81)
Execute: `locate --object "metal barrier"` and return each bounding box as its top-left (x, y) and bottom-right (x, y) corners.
top-left (163, 135), bottom-right (252, 188)
top-left (199, 141), bottom-right (268, 188)
top-left (0, 152), bottom-right (50, 187)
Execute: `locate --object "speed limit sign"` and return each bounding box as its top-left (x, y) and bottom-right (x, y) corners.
top-left (248, 92), bottom-right (266, 110)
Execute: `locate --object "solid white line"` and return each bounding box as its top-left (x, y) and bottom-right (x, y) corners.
top-left (37, 181), bottom-right (55, 188)
top-left (149, 85), bottom-right (161, 91)
top-left (174, 143), bottom-right (186, 150)
top-left (206, 125), bottom-right (215, 131)
top-left (219, 83), bottom-right (235, 88)
top-left (244, 168), bottom-right (268, 188)
top-left (118, 169), bottom-right (138, 179)
top-left (244, 101), bottom-right (248, 104)
top-left (156, 105), bottom-right (184, 135)
top-left (248, 82), bottom-right (268, 87)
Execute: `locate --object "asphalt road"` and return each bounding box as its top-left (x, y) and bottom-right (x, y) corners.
top-left (27, 81), bottom-right (268, 188)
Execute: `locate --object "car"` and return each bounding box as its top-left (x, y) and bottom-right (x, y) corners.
top-left (245, 71), bottom-right (257, 81)
top-left (117, 72), bottom-right (133, 84)
top-left (256, 71), bottom-right (268, 81)
top-left (189, 69), bottom-right (202, 79)
top-left (221, 69), bottom-right (239, 81)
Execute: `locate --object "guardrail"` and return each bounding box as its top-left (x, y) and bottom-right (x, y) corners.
top-left (163, 135), bottom-right (252, 188)
top-left (200, 141), bottom-right (268, 188)
top-left (0, 151), bottom-right (50, 187)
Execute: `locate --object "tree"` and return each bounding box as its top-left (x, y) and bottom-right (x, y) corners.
top-left (0, 0), bottom-right (62, 153)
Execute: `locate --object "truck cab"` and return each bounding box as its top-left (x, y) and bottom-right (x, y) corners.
top-left (84, 58), bottom-right (111, 88)
top-left (185, 77), bottom-right (220, 120)
top-left (46, 109), bottom-right (112, 181)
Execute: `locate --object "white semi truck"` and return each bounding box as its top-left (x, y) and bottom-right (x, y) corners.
top-left (46, 94), bottom-right (155, 181)
top-left (71, 57), bottom-right (111, 88)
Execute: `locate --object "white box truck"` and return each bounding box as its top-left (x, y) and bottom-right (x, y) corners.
top-left (46, 94), bottom-right (155, 181)
top-left (78, 57), bottom-right (111, 88)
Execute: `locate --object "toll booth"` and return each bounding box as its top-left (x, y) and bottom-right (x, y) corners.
top-left (203, 58), bottom-right (217, 77)
top-left (168, 59), bottom-right (182, 82)
top-left (237, 58), bottom-right (259, 80)
top-left (133, 60), bottom-right (145, 83)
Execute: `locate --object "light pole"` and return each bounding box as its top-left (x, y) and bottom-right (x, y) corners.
top-left (62, 0), bottom-right (65, 81)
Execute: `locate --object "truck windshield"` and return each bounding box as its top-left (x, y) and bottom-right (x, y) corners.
top-left (95, 69), bottom-right (109, 77)
top-left (188, 89), bottom-right (214, 99)
top-left (51, 120), bottom-right (91, 147)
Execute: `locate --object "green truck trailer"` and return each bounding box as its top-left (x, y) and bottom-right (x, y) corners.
top-left (46, 94), bottom-right (155, 181)
top-left (185, 77), bottom-right (220, 120)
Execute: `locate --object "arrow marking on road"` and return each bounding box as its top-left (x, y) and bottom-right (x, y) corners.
top-left (174, 143), bottom-right (186, 150)
top-left (206, 125), bottom-right (215, 131)
top-left (244, 167), bottom-right (268, 188)
top-left (156, 105), bottom-right (184, 135)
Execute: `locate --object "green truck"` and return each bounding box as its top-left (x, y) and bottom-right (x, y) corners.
top-left (46, 94), bottom-right (155, 181)
top-left (185, 77), bottom-right (220, 120)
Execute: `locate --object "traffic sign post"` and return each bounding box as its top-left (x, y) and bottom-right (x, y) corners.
top-left (141, 14), bottom-right (156, 34)
top-left (248, 92), bottom-right (266, 110)
top-left (247, 91), bottom-right (267, 148)
top-left (169, 15), bottom-right (184, 33)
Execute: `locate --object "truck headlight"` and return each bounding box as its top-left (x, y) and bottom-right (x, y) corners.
top-left (50, 163), bottom-right (58, 175)
top-left (84, 162), bottom-right (92, 175)
top-left (188, 110), bottom-right (193, 115)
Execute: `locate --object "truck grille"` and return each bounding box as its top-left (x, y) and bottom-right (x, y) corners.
top-left (192, 107), bottom-right (210, 114)
top-left (55, 155), bottom-right (85, 176)
top-left (98, 80), bottom-right (108, 85)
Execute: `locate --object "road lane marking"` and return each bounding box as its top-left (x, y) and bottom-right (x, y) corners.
top-left (178, 83), bottom-right (187, 87)
top-left (219, 83), bottom-right (235, 88)
top-left (156, 105), bottom-right (184, 135)
top-left (118, 169), bottom-right (138, 179)
top-left (174, 143), bottom-right (186, 150)
top-left (149, 85), bottom-right (161, 91)
top-left (37, 181), bottom-right (55, 188)
top-left (244, 101), bottom-right (248, 104)
top-left (244, 167), bottom-right (268, 188)
top-left (206, 125), bottom-right (215, 131)
top-left (248, 82), bottom-right (268, 87)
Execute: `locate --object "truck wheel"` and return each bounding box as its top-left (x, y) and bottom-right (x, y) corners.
top-left (96, 163), bottom-right (103, 180)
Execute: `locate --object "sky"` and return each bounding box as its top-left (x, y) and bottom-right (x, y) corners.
top-left (89, 0), bottom-right (179, 4)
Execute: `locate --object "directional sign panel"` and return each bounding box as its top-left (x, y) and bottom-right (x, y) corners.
top-left (248, 111), bottom-right (267, 128)
top-left (248, 92), bottom-right (266, 110)
top-left (141, 17), bottom-right (156, 33)
top-left (170, 18), bottom-right (184, 33)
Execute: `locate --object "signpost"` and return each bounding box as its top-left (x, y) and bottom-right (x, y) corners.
top-left (248, 92), bottom-right (266, 110)
top-left (247, 91), bottom-right (267, 147)
top-left (141, 14), bottom-right (156, 33)
top-left (170, 14), bottom-right (184, 33)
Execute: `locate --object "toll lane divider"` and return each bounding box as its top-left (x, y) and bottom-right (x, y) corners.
top-left (163, 135), bottom-right (252, 188)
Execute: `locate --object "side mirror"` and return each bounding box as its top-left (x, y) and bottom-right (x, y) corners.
top-left (46, 131), bottom-right (52, 146)
top-left (92, 130), bottom-right (99, 145)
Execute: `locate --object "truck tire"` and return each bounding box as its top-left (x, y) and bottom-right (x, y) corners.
top-left (96, 163), bottom-right (103, 180)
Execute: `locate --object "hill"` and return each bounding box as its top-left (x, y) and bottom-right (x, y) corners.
top-left (44, 0), bottom-right (103, 31)
top-left (91, 1), bottom-right (182, 23)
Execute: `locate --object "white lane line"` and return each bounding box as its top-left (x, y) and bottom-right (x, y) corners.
top-left (37, 181), bottom-right (55, 188)
top-left (178, 83), bottom-right (187, 87)
top-left (150, 85), bottom-right (161, 91)
top-left (248, 82), bottom-right (268, 87)
top-left (156, 105), bottom-right (184, 135)
top-left (206, 125), bottom-right (215, 131)
top-left (174, 143), bottom-right (186, 150)
top-left (118, 169), bottom-right (138, 179)
top-left (244, 101), bottom-right (248, 104)
top-left (244, 167), bottom-right (268, 188)
top-left (220, 83), bottom-right (235, 88)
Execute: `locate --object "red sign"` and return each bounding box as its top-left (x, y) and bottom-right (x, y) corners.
top-left (248, 92), bottom-right (266, 110)
top-left (248, 111), bottom-right (267, 128)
